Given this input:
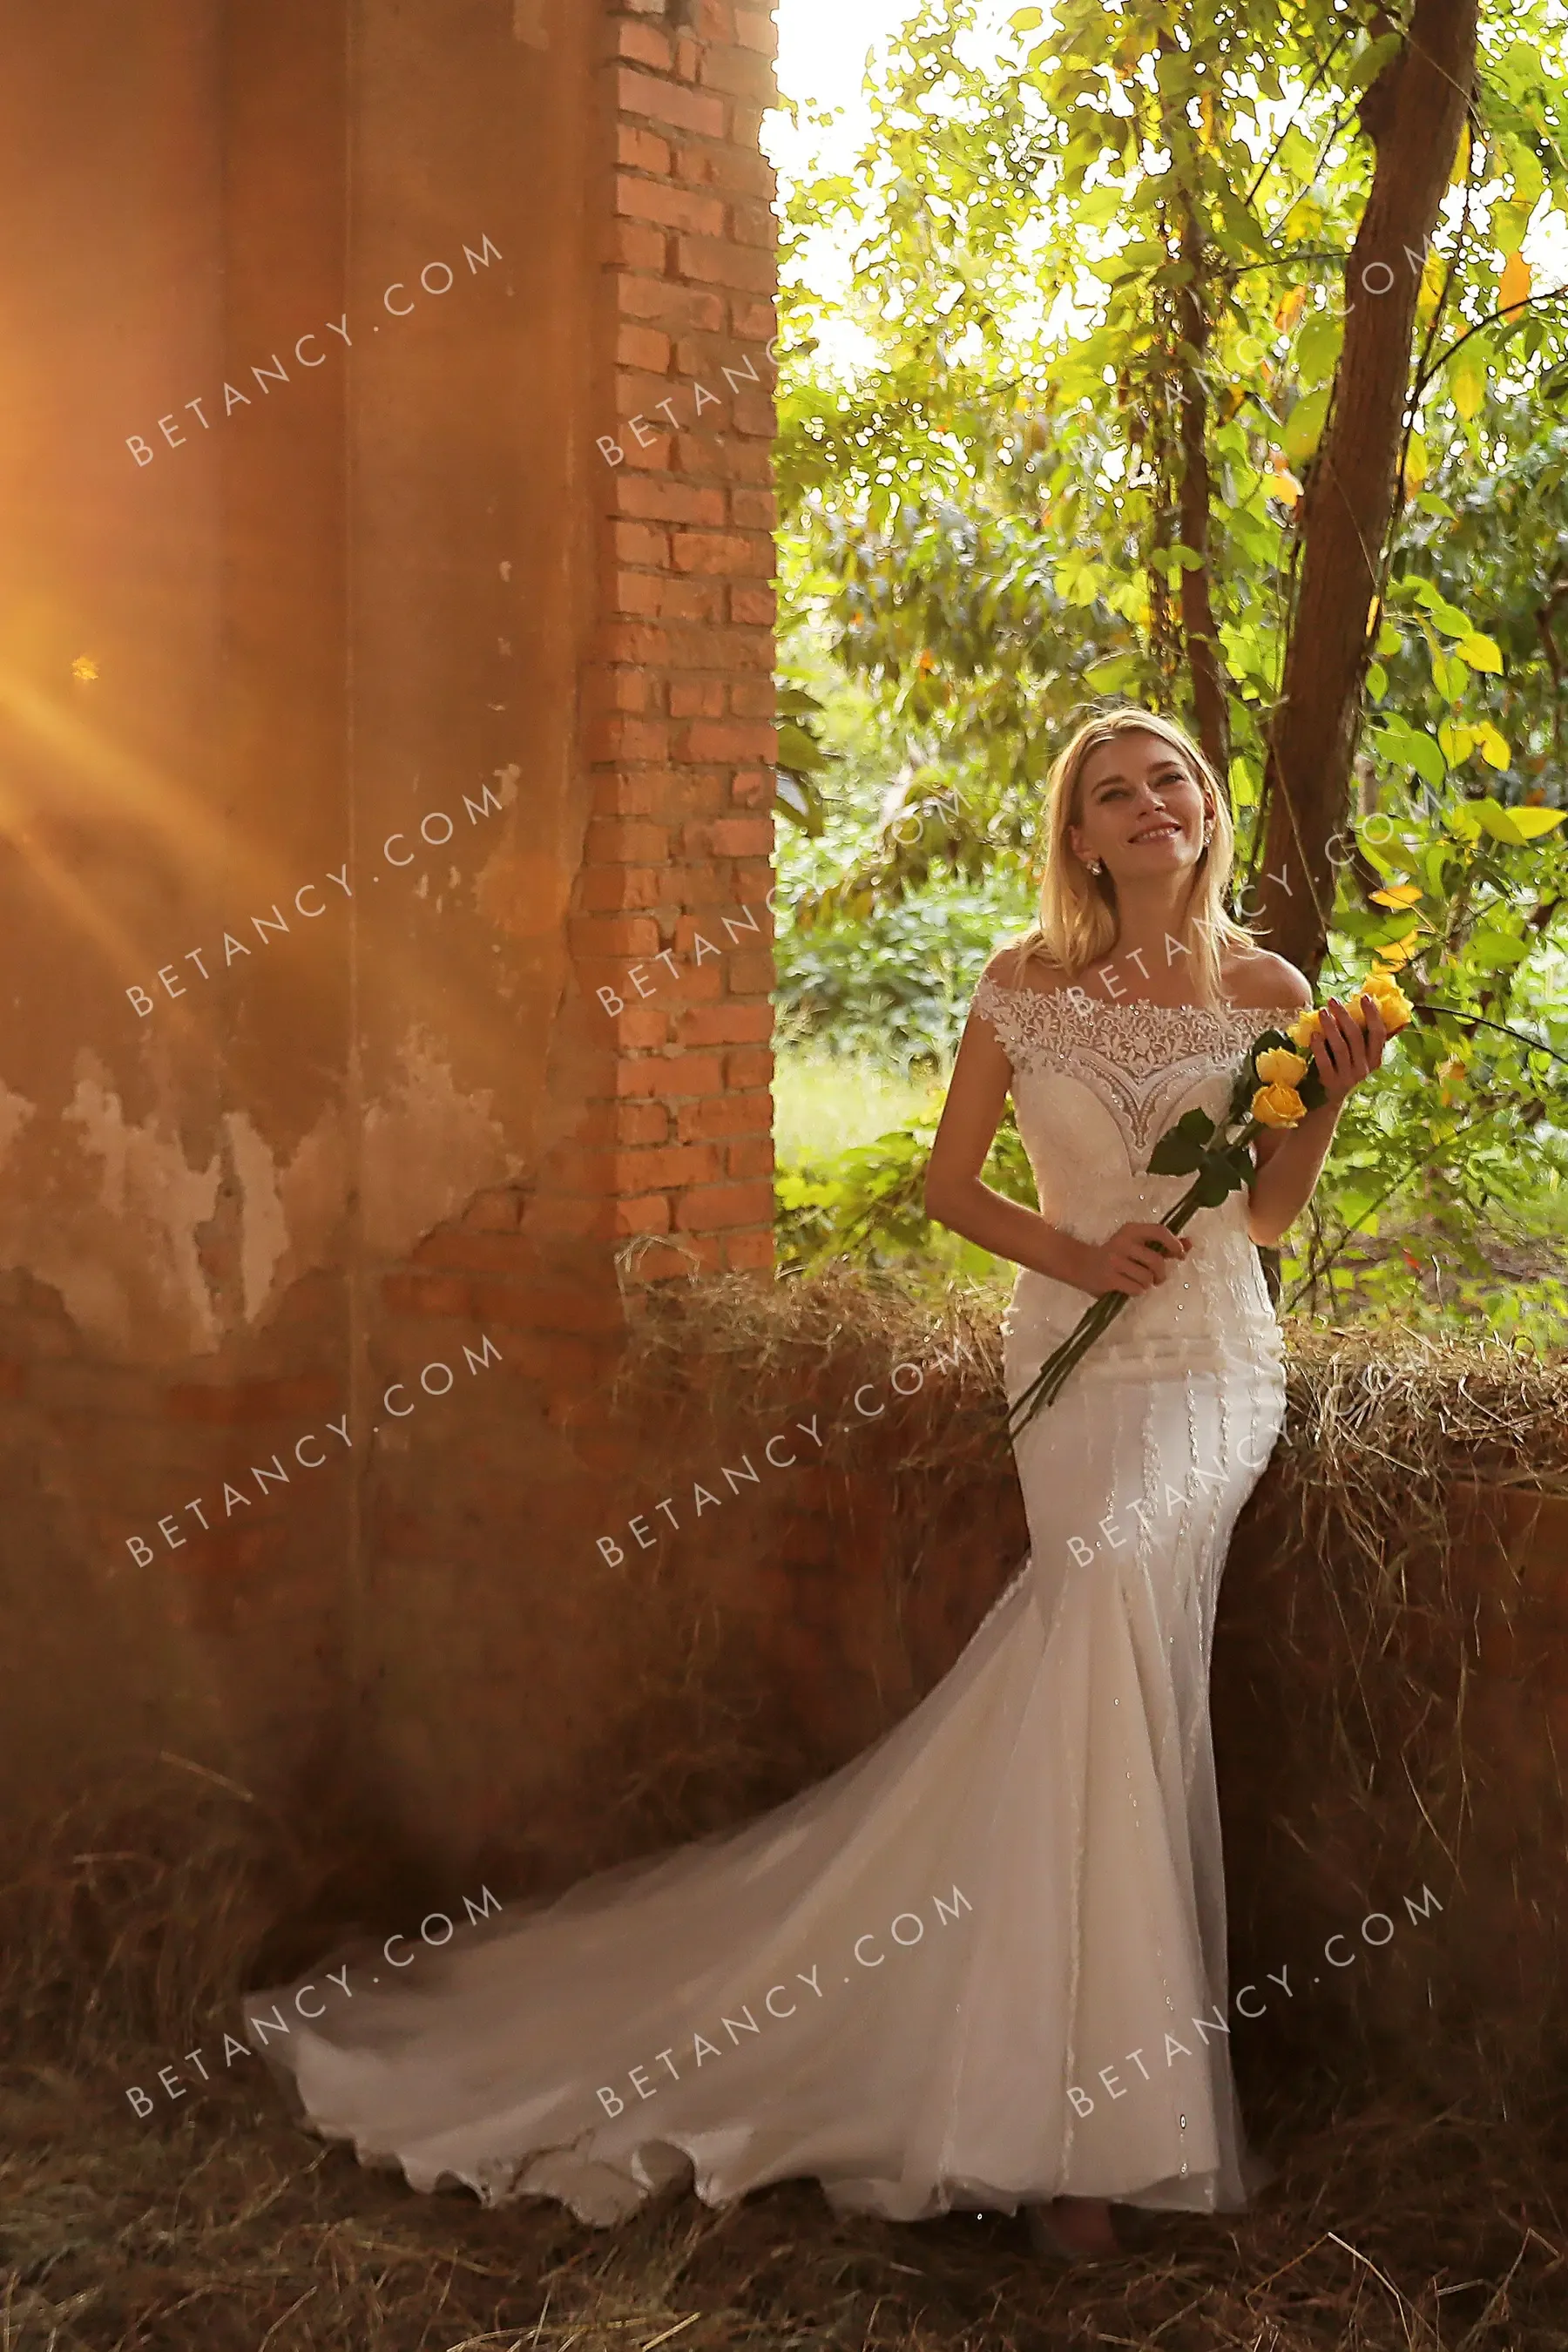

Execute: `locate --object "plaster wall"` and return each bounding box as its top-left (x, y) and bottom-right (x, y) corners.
top-left (0, 0), bottom-right (781, 1839)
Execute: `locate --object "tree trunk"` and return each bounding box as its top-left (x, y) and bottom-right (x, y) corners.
top-left (1253, 0), bottom-right (1479, 975)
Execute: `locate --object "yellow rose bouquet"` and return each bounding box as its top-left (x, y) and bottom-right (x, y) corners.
top-left (1005, 968), bottom-right (1413, 1440)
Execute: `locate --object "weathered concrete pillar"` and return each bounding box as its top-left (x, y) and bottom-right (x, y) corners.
top-left (0, 0), bottom-right (779, 1862)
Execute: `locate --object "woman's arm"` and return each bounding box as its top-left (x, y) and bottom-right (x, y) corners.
top-left (923, 995), bottom-right (1095, 1287)
top-left (923, 985), bottom-right (1193, 1297)
top-left (1247, 992), bottom-right (1389, 1247)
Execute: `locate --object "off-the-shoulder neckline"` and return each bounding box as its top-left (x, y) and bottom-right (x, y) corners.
top-left (976, 976), bottom-right (1307, 1022)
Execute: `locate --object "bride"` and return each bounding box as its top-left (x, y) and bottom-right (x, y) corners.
top-left (243, 704), bottom-right (1388, 2262)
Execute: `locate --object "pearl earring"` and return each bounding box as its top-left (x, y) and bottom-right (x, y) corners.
top-left (1088, 856), bottom-right (1104, 875)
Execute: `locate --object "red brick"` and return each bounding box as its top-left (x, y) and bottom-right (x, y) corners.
top-left (593, 619), bottom-right (672, 665)
top-left (674, 1089), bottom-right (773, 1141)
top-left (669, 679), bottom-right (727, 720)
top-left (731, 200), bottom-right (774, 251)
top-left (381, 1274), bottom-right (473, 1319)
top-left (615, 473), bottom-right (726, 525)
top-left (671, 531), bottom-right (766, 578)
top-left (727, 1135), bottom-right (775, 1179)
top-left (700, 44), bottom-right (777, 101)
top-left (666, 625), bottom-right (772, 671)
top-left (722, 1225), bottom-right (776, 1272)
top-left (585, 818), bottom-right (671, 865)
top-left (614, 19), bottom-right (672, 71)
top-left (678, 1001), bottom-right (774, 1046)
top-left (617, 275), bottom-right (727, 335)
top-left (587, 1004), bottom-right (672, 1052)
top-left (727, 1044), bottom-right (775, 1088)
top-left (621, 1234), bottom-right (715, 1282)
top-left (730, 584), bottom-right (776, 625)
top-left (733, 8), bottom-right (777, 55)
top-left (674, 1178), bottom-right (775, 1231)
top-left (578, 862), bottom-right (668, 912)
top-left (617, 321), bottom-right (671, 374)
top-left (728, 676), bottom-right (775, 718)
top-left (615, 1100), bottom-right (672, 1146)
top-left (676, 235), bottom-right (776, 295)
top-left (567, 912), bottom-right (664, 956)
top-left (610, 517), bottom-right (670, 567)
top-left (725, 948), bottom-right (776, 997)
top-left (586, 665), bottom-right (653, 717)
top-left (618, 64), bottom-right (726, 138)
top-left (729, 488), bottom-right (777, 532)
top-left (584, 717), bottom-right (670, 765)
top-left (618, 122), bottom-right (672, 173)
top-left (166, 1376), bottom-right (341, 1423)
top-left (679, 721), bottom-right (776, 763)
top-left (672, 141), bottom-right (775, 199)
top-left (411, 1231), bottom-right (531, 1274)
top-left (607, 567), bottom-right (664, 618)
top-left (658, 577), bottom-right (726, 622)
top-left (733, 389), bottom-right (775, 436)
top-left (730, 767), bottom-right (776, 809)
top-left (708, 811), bottom-right (776, 852)
top-left (560, 1141), bottom-right (725, 1194)
top-left (618, 173), bottom-right (727, 236)
top-left (607, 220), bottom-right (667, 274)
top-left (731, 298), bottom-right (777, 342)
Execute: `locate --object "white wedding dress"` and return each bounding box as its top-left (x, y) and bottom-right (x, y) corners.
top-left (245, 977), bottom-right (1298, 2226)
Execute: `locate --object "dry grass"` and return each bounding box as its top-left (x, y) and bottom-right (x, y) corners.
top-left (5, 1280), bottom-right (1568, 2348)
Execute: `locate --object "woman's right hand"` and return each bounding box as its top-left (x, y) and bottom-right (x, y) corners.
top-left (1064, 1222), bottom-right (1191, 1297)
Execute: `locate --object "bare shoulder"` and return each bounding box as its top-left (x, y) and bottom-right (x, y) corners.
top-left (981, 940), bottom-right (1073, 997)
top-left (1223, 945), bottom-right (1313, 1011)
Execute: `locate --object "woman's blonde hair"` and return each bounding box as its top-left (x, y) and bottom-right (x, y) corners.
top-left (1001, 706), bottom-right (1256, 1007)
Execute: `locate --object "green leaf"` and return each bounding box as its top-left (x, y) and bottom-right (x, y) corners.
top-left (1342, 30), bottom-right (1403, 92)
top-left (1009, 3), bottom-right (1044, 24)
top-left (1450, 345), bottom-right (1487, 419)
top-left (1294, 311), bottom-right (1342, 384)
top-left (1281, 387), bottom-right (1330, 465)
top-left (1456, 631), bottom-right (1504, 673)
top-left (1467, 928), bottom-right (1531, 966)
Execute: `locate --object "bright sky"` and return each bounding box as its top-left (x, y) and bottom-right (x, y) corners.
top-left (768, 0), bottom-right (920, 172)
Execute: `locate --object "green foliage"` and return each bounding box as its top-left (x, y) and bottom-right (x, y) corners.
top-left (767, 0), bottom-right (1568, 1337)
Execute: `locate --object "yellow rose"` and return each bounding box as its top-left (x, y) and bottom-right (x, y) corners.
top-left (1356, 971), bottom-right (1413, 1034)
top-left (1252, 1081), bottom-right (1307, 1130)
top-left (1286, 1008), bottom-right (1321, 1051)
top-left (1255, 1045), bottom-right (1309, 1087)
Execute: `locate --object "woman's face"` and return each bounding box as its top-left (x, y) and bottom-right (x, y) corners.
top-left (1067, 730), bottom-right (1212, 882)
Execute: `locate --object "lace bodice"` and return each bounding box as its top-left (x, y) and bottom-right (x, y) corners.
top-left (970, 972), bottom-right (1303, 1378)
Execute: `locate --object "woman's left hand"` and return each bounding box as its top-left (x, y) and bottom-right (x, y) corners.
top-left (1311, 993), bottom-right (1388, 1104)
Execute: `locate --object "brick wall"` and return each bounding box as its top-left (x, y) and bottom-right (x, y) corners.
top-left (560, 0), bottom-right (781, 1281)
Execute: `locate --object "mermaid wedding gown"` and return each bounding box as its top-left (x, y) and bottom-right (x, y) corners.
top-left (246, 977), bottom-right (1297, 2226)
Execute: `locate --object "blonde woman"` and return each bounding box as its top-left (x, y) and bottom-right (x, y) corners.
top-left (922, 704), bottom-right (1387, 2254)
top-left (244, 706), bottom-right (1387, 2268)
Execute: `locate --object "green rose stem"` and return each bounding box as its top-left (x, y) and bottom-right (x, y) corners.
top-left (1004, 1114), bottom-right (1265, 1444)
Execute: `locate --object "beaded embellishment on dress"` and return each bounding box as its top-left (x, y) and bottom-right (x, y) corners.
top-left (970, 974), bottom-right (1305, 1171)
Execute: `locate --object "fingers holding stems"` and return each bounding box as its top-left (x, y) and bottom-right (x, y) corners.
top-left (1312, 992), bottom-right (1389, 1101)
